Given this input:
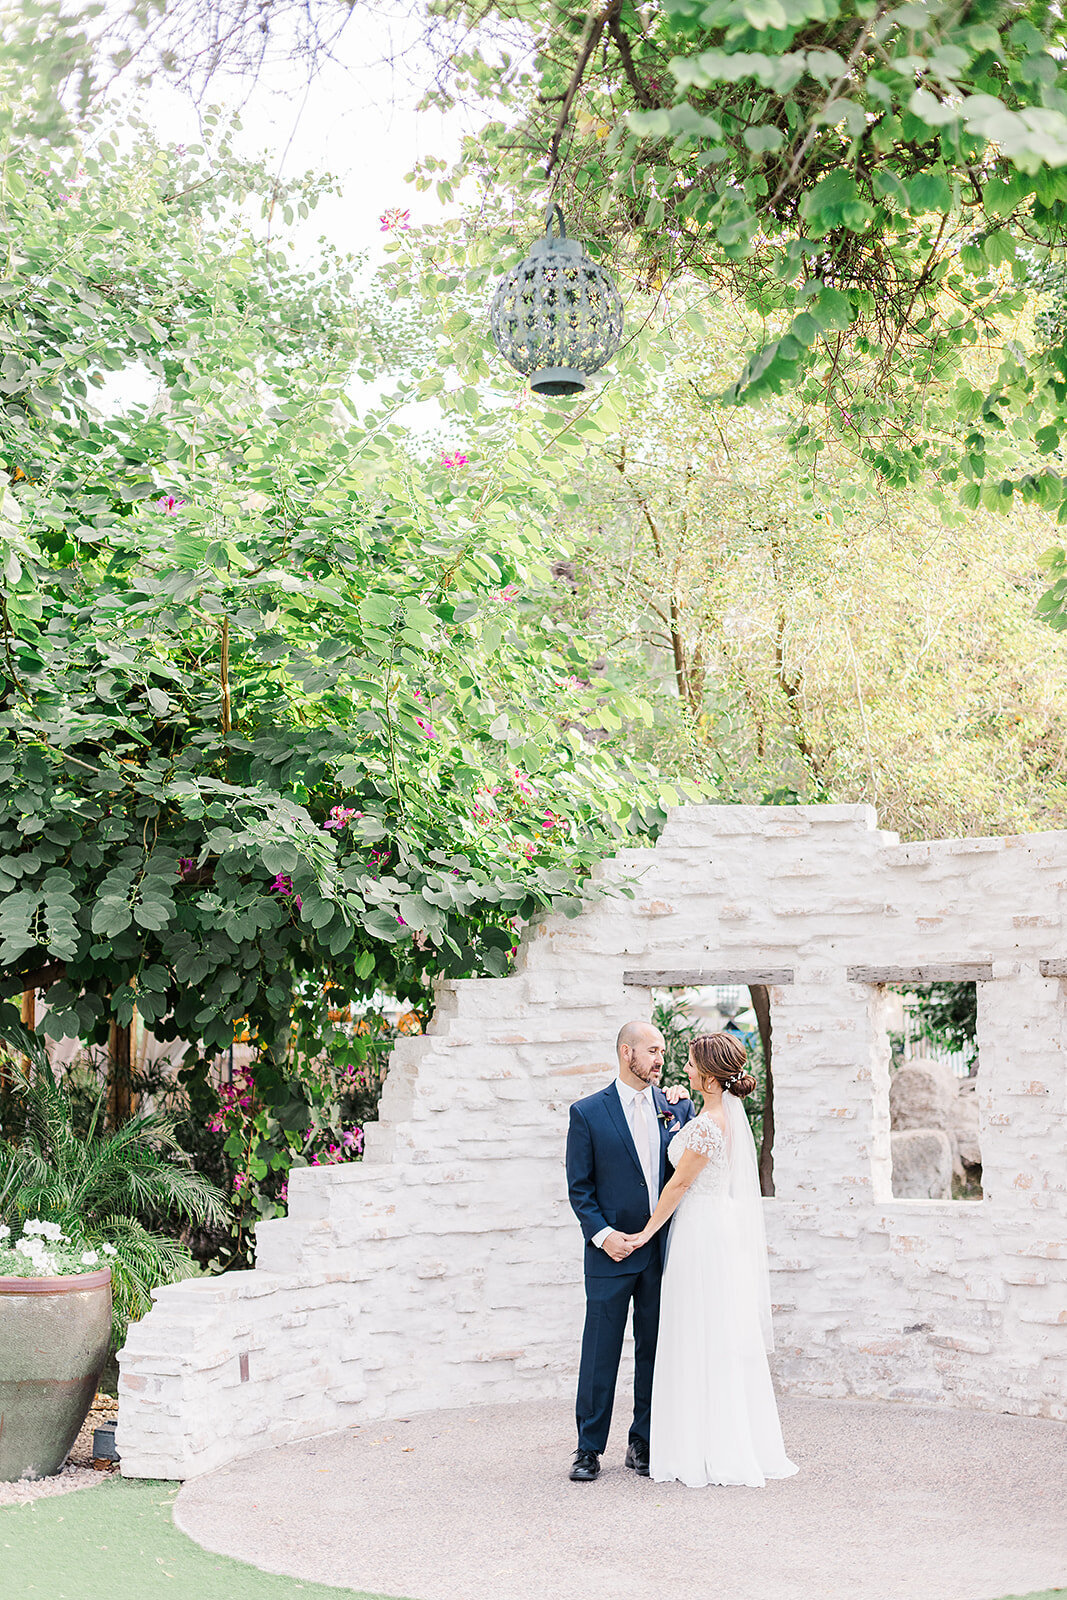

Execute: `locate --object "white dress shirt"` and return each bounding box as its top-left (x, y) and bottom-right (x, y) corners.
top-left (593, 1079), bottom-right (661, 1250)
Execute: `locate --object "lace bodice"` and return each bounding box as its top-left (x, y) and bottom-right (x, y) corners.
top-left (668, 1113), bottom-right (729, 1197)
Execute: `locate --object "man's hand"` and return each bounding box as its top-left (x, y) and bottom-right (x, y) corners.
top-left (663, 1085), bottom-right (690, 1105)
top-left (602, 1231), bottom-right (636, 1262)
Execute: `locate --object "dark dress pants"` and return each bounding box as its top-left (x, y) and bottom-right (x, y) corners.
top-left (575, 1256), bottom-right (661, 1454)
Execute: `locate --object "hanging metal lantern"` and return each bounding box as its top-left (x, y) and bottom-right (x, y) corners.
top-left (489, 205), bottom-right (624, 396)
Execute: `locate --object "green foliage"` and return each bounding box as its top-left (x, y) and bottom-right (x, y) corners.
top-left (0, 58), bottom-right (689, 1078)
top-left (198, 1001), bottom-right (407, 1258)
top-left (891, 981), bottom-right (979, 1069)
top-left (0, 1052), bottom-right (228, 1338)
top-left (433, 0), bottom-right (1067, 619)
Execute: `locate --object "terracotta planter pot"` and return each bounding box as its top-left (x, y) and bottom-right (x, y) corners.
top-left (0, 1267), bottom-right (112, 1482)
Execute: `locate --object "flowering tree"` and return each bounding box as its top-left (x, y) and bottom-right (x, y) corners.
top-left (0, 36), bottom-right (693, 1218)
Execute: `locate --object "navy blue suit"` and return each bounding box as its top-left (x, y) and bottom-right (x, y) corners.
top-left (566, 1081), bottom-right (697, 1455)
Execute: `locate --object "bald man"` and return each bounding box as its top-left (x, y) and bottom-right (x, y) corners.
top-left (565, 1020), bottom-right (697, 1481)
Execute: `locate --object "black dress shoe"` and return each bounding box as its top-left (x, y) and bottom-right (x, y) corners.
top-left (625, 1439), bottom-right (650, 1476)
top-left (570, 1449), bottom-right (601, 1481)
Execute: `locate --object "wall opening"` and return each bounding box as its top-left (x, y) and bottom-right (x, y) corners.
top-left (650, 982), bottom-right (775, 1195)
top-left (885, 980), bottom-right (982, 1200)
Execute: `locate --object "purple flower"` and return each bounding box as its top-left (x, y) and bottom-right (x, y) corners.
top-left (270, 873), bottom-right (294, 895)
top-left (177, 856), bottom-right (195, 879)
top-left (380, 207), bottom-right (411, 232)
top-left (324, 805), bottom-right (356, 832)
top-left (415, 717), bottom-right (436, 740)
top-left (154, 496), bottom-right (186, 515)
top-left (440, 451), bottom-right (469, 470)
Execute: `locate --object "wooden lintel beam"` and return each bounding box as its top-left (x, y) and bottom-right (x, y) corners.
top-left (1039, 959), bottom-right (1067, 977)
top-left (847, 963), bottom-right (993, 984)
top-left (622, 969), bottom-right (794, 988)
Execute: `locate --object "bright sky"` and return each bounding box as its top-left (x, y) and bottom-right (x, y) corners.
top-left (95, 4), bottom-right (496, 419)
top-left (134, 5), bottom-right (474, 264)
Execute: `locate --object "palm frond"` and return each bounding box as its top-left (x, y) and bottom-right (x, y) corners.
top-left (0, 1063), bottom-right (229, 1344)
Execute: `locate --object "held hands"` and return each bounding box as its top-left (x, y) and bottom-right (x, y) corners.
top-left (602, 1226), bottom-right (654, 1260)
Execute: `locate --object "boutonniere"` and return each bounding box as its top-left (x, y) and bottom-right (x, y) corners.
top-left (657, 1105), bottom-right (679, 1132)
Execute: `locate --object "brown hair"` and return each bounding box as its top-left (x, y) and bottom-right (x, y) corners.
top-left (689, 1033), bottom-right (757, 1097)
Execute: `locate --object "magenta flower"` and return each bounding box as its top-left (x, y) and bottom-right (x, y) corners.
top-left (513, 768), bottom-right (537, 799)
top-left (154, 496), bottom-right (186, 515)
top-left (380, 207), bottom-right (411, 232)
top-left (324, 805), bottom-right (356, 831)
top-left (177, 856), bottom-right (195, 879)
top-left (397, 914), bottom-right (407, 926)
top-left (440, 450), bottom-right (469, 470)
top-left (415, 717), bottom-right (436, 739)
top-left (492, 585), bottom-right (519, 603)
top-left (270, 873), bottom-right (294, 895)
top-left (294, 895), bottom-right (303, 910)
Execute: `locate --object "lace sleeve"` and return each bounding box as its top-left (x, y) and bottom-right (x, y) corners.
top-left (683, 1119), bottom-right (725, 1159)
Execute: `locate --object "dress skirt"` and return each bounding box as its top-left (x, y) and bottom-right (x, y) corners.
top-left (649, 1191), bottom-right (798, 1488)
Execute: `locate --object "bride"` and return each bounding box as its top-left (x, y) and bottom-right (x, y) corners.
top-left (625, 1032), bottom-right (798, 1489)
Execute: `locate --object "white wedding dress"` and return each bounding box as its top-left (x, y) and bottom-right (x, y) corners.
top-left (650, 1099), bottom-right (798, 1488)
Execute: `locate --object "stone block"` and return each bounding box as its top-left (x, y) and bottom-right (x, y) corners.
top-left (890, 1063), bottom-right (956, 1131)
top-left (891, 1130), bottom-right (953, 1199)
top-left (949, 1083), bottom-right (982, 1171)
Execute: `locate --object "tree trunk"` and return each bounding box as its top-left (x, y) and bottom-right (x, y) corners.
top-left (748, 983), bottom-right (775, 1197)
top-left (13, 988), bottom-right (36, 1085)
top-left (107, 1018), bottom-right (132, 1127)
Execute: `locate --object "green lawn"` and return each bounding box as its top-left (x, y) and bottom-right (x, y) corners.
top-left (0, 1478), bottom-right (412, 1600)
top-left (0, 1478), bottom-right (1061, 1600)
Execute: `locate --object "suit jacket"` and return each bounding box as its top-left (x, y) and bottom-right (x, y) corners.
top-left (566, 1082), bottom-right (698, 1278)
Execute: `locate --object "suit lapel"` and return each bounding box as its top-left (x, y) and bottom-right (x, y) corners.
top-left (652, 1086), bottom-right (681, 1181)
top-left (603, 1083), bottom-right (647, 1185)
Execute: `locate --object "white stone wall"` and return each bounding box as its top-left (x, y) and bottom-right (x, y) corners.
top-left (117, 806), bottom-right (1067, 1479)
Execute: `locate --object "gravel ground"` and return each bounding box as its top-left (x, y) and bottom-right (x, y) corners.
top-left (0, 1394), bottom-right (119, 1507)
top-left (175, 1395), bottom-right (1067, 1600)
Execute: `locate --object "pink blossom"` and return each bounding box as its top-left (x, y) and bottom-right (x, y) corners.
top-left (324, 805), bottom-right (356, 831)
top-left (513, 769), bottom-right (537, 799)
top-left (440, 451), bottom-right (469, 470)
top-left (492, 585), bottom-right (520, 603)
top-left (380, 207), bottom-right (411, 232)
top-left (154, 496), bottom-right (186, 515)
top-left (270, 874), bottom-right (294, 895)
top-left (294, 895), bottom-right (303, 910)
top-left (413, 688), bottom-right (425, 703)
top-left (177, 856), bottom-right (195, 878)
top-left (415, 717), bottom-right (436, 739)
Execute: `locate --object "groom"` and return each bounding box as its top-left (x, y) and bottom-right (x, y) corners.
top-left (565, 1020), bottom-right (697, 1481)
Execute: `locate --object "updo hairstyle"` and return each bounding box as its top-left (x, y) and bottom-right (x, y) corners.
top-left (690, 1032), bottom-right (757, 1097)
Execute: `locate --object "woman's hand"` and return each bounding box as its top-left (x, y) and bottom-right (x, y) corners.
top-left (625, 1228), bottom-right (652, 1250)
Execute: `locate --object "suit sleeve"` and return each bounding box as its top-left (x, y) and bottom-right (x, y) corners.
top-left (567, 1102), bottom-right (612, 1245)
